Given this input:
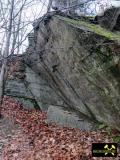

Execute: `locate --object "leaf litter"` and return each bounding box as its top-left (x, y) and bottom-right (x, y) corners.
top-left (0, 96), bottom-right (120, 160)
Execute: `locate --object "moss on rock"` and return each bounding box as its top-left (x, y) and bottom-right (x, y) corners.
top-left (57, 16), bottom-right (120, 42)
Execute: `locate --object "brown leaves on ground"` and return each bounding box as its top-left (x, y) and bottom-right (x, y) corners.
top-left (1, 96), bottom-right (120, 160)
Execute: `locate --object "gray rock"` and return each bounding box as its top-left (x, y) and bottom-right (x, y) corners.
top-left (25, 66), bottom-right (64, 110)
top-left (95, 7), bottom-right (120, 31)
top-left (4, 79), bottom-right (36, 110)
top-left (14, 97), bottom-right (36, 110)
top-left (25, 15), bottom-right (120, 130)
top-left (5, 79), bottom-right (33, 99)
top-left (47, 106), bottom-right (96, 131)
top-left (5, 13), bottom-right (120, 131)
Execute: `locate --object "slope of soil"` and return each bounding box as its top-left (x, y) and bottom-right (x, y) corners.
top-left (0, 96), bottom-right (120, 160)
top-left (0, 117), bottom-right (19, 160)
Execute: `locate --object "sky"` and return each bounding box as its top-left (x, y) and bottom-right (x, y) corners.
top-left (22, 0), bottom-right (120, 31)
top-left (112, 0), bottom-right (120, 6)
top-left (22, 0), bottom-right (120, 29)
top-left (13, 0), bottom-right (120, 53)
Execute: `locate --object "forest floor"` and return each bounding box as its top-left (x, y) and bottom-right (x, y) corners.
top-left (0, 96), bottom-right (120, 160)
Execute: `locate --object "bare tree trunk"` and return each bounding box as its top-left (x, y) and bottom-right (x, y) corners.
top-left (0, 61), bottom-right (6, 104)
top-left (47, 0), bottom-right (53, 12)
top-left (11, 8), bottom-right (22, 54)
top-left (12, 0), bottom-right (27, 55)
top-left (0, 0), bottom-right (14, 106)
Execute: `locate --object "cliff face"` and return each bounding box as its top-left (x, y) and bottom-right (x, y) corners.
top-left (5, 13), bottom-right (120, 131)
top-left (5, 55), bottom-right (63, 111)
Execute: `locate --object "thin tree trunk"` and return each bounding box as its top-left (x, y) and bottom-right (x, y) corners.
top-left (12, 9), bottom-right (22, 55)
top-left (0, 61), bottom-right (6, 104)
top-left (0, 0), bottom-right (14, 106)
top-left (12, 0), bottom-right (26, 55)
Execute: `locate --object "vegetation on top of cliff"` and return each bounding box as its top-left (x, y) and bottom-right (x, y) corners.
top-left (57, 16), bottom-right (120, 43)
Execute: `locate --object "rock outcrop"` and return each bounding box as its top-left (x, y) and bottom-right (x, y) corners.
top-left (5, 12), bottom-right (120, 131)
top-left (94, 7), bottom-right (120, 31)
top-left (5, 55), bottom-right (63, 111)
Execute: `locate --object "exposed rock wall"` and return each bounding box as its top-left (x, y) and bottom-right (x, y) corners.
top-left (5, 13), bottom-right (120, 131)
top-left (25, 14), bottom-right (120, 131)
top-left (5, 55), bottom-right (64, 111)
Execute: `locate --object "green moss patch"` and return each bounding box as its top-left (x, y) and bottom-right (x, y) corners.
top-left (57, 16), bottom-right (120, 42)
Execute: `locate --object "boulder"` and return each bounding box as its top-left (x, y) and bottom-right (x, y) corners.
top-left (47, 105), bottom-right (96, 131)
top-left (5, 13), bottom-right (120, 131)
top-left (94, 7), bottom-right (120, 31)
top-left (25, 14), bottom-right (120, 130)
